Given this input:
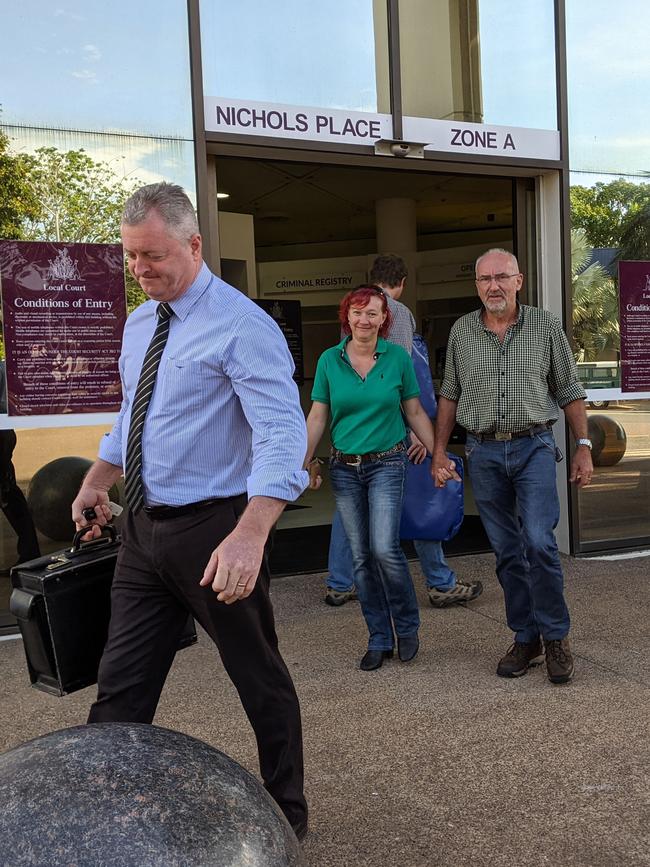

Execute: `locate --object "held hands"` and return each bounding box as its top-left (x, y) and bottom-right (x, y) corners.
top-left (432, 451), bottom-right (461, 488)
top-left (199, 525), bottom-right (264, 604)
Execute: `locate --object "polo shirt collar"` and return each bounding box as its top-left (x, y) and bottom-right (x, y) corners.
top-left (165, 261), bottom-right (213, 322)
top-left (337, 335), bottom-right (389, 358)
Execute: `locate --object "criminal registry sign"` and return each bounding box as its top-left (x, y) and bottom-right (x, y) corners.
top-left (0, 241), bottom-right (127, 416)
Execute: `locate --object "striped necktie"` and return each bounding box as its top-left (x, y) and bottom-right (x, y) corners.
top-left (124, 302), bottom-right (173, 513)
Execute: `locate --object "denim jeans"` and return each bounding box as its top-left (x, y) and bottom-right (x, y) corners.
top-left (465, 429), bottom-right (570, 642)
top-left (329, 450), bottom-right (420, 650)
top-left (328, 512), bottom-right (456, 592)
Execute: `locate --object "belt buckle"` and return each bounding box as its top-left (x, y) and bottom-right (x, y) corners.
top-left (350, 455), bottom-right (362, 467)
top-left (495, 431), bottom-right (512, 441)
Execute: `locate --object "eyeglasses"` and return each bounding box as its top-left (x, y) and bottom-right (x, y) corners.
top-left (476, 273), bottom-right (520, 286)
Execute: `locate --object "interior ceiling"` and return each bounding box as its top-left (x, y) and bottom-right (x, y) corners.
top-left (216, 158), bottom-right (513, 248)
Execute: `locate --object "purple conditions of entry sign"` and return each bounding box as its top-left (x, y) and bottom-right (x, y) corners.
top-left (0, 241), bottom-right (126, 415)
top-left (619, 260), bottom-right (650, 393)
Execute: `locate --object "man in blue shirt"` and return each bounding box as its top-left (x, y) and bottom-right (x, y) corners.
top-left (72, 183), bottom-right (309, 840)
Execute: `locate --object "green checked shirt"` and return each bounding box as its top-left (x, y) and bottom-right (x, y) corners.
top-left (440, 304), bottom-right (586, 434)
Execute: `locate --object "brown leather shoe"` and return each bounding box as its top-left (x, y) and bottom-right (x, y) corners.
top-left (496, 638), bottom-right (544, 678)
top-left (545, 637), bottom-right (574, 684)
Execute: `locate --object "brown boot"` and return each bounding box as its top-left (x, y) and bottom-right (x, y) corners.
top-left (496, 638), bottom-right (544, 678)
top-left (545, 638), bottom-right (574, 684)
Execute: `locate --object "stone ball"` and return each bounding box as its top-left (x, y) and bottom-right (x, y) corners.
top-left (27, 456), bottom-right (120, 541)
top-left (587, 414), bottom-right (627, 467)
top-left (0, 723), bottom-right (305, 867)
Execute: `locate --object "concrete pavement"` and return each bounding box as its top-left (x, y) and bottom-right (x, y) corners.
top-left (1, 551), bottom-right (648, 866)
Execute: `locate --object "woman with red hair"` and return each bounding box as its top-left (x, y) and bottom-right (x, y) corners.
top-left (305, 286), bottom-right (435, 670)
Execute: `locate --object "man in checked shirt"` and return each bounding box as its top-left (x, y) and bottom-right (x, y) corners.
top-left (433, 248), bottom-right (593, 684)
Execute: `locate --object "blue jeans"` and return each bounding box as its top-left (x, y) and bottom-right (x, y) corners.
top-left (329, 451), bottom-right (420, 651)
top-left (465, 429), bottom-right (570, 642)
top-left (328, 512), bottom-right (456, 592)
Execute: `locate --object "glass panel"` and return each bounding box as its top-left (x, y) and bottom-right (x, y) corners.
top-left (2, 126), bottom-right (197, 206)
top-left (0, 1), bottom-right (193, 138)
top-left (0, 1), bottom-right (195, 626)
top-left (567, 0), bottom-right (648, 175)
top-left (399, 0), bottom-right (557, 130)
top-left (0, 426), bottom-right (116, 631)
top-left (200, 0), bottom-right (390, 113)
top-left (578, 399), bottom-right (650, 545)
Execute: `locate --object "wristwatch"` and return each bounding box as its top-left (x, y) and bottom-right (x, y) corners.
top-left (576, 438), bottom-right (592, 450)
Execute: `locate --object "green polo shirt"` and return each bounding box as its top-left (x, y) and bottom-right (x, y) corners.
top-left (311, 336), bottom-right (420, 454)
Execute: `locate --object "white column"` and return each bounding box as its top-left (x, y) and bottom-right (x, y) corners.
top-left (374, 198), bottom-right (418, 312)
top-left (538, 171), bottom-right (571, 554)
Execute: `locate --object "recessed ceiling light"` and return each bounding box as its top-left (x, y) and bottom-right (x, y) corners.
top-left (216, 192), bottom-right (230, 199)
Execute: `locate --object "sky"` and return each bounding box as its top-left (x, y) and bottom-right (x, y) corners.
top-left (0, 1), bottom-right (648, 189)
top-left (566, 0), bottom-right (650, 177)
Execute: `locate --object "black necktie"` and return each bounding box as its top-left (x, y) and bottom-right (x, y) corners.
top-left (124, 302), bottom-right (173, 513)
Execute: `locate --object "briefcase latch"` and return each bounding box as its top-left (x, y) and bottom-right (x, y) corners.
top-left (46, 555), bottom-right (71, 571)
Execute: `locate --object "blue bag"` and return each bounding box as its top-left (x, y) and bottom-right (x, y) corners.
top-left (399, 453), bottom-right (464, 542)
top-left (411, 333), bottom-right (437, 419)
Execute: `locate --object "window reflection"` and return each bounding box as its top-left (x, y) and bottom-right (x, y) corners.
top-left (579, 399), bottom-right (650, 544)
top-left (3, 127), bottom-right (197, 205)
top-left (0, 1), bottom-right (193, 138)
top-left (567, 0), bottom-right (649, 176)
top-left (399, 0), bottom-right (557, 131)
top-left (200, 0), bottom-right (390, 113)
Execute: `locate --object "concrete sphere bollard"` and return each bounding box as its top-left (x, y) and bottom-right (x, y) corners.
top-left (587, 414), bottom-right (627, 467)
top-left (0, 724), bottom-right (305, 867)
top-left (27, 456), bottom-right (120, 541)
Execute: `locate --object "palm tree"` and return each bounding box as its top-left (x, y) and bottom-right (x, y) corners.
top-left (571, 228), bottom-right (619, 361)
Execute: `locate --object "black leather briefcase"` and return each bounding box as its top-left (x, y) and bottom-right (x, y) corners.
top-left (9, 526), bottom-right (197, 696)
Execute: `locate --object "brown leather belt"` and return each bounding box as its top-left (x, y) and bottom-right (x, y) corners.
top-left (331, 441), bottom-right (406, 466)
top-left (469, 422), bottom-right (552, 442)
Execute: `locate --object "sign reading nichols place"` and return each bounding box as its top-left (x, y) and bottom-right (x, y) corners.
top-left (0, 241), bottom-right (127, 416)
top-left (205, 97), bottom-right (561, 161)
top-left (205, 97), bottom-right (392, 145)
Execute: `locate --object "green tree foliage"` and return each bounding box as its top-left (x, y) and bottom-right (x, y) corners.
top-left (570, 179), bottom-right (650, 248)
top-left (16, 145), bottom-right (146, 310)
top-left (0, 129), bottom-right (40, 239)
top-left (571, 228), bottom-right (619, 361)
top-left (618, 199), bottom-right (650, 261)
top-left (21, 147), bottom-right (136, 243)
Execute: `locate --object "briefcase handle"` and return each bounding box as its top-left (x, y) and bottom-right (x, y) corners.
top-left (70, 524), bottom-right (118, 554)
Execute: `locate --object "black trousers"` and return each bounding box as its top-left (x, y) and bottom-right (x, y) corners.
top-left (0, 430), bottom-right (40, 564)
top-left (88, 494), bottom-right (307, 827)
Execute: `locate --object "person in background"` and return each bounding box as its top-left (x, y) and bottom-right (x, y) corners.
top-left (305, 285), bottom-right (435, 671)
top-left (0, 359), bottom-right (41, 572)
top-left (325, 254), bottom-right (482, 609)
top-left (433, 248), bottom-right (593, 684)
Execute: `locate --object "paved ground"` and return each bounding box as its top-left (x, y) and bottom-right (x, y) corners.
top-left (1, 552), bottom-right (649, 866)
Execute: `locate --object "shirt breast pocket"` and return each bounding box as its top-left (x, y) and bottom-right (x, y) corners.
top-left (159, 358), bottom-right (217, 404)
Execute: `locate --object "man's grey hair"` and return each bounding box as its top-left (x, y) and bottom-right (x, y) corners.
top-left (122, 182), bottom-right (199, 241)
top-left (475, 248), bottom-right (520, 275)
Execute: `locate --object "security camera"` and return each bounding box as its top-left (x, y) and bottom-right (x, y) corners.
top-left (389, 142), bottom-right (410, 157)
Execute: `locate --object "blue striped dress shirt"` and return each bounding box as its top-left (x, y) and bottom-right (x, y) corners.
top-left (99, 263), bottom-right (309, 506)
